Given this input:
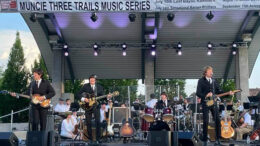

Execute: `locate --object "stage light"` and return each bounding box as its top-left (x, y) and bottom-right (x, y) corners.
top-left (207, 42), bottom-right (212, 48)
top-left (206, 11), bottom-right (214, 21)
top-left (232, 42), bottom-right (237, 48)
top-left (207, 50), bottom-right (212, 56)
top-left (167, 13), bottom-right (175, 21)
top-left (177, 50), bottom-right (182, 56)
top-left (122, 43), bottom-right (127, 49)
top-left (122, 50), bottom-right (127, 56)
top-left (177, 42), bottom-right (182, 48)
top-left (128, 13), bottom-right (136, 22)
top-left (232, 50), bottom-right (237, 55)
top-left (151, 49), bottom-right (156, 56)
top-left (63, 44), bottom-right (69, 56)
top-left (91, 12), bottom-right (98, 22)
top-left (151, 43), bottom-right (156, 48)
top-left (30, 13), bottom-right (37, 22)
top-left (93, 43), bottom-right (99, 56)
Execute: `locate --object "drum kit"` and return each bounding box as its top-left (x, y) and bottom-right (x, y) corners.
top-left (141, 103), bottom-right (193, 132)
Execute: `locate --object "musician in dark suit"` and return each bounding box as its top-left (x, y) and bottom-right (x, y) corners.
top-left (11, 68), bottom-right (55, 131)
top-left (76, 75), bottom-right (111, 143)
top-left (156, 92), bottom-right (171, 109)
top-left (196, 66), bottom-right (233, 146)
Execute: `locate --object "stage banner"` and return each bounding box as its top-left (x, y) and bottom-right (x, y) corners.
top-left (3, 0), bottom-right (260, 12)
top-left (0, 0), bottom-right (18, 12)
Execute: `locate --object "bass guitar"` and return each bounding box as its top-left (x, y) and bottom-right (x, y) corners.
top-left (120, 108), bottom-right (135, 137)
top-left (107, 102), bottom-right (114, 136)
top-left (79, 91), bottom-right (119, 111)
top-left (221, 100), bottom-right (235, 139)
top-left (206, 89), bottom-right (241, 107)
top-left (0, 90), bottom-right (51, 108)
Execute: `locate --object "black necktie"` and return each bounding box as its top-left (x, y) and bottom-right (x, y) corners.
top-left (36, 81), bottom-right (38, 88)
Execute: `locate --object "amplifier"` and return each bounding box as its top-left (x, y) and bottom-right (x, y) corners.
top-left (112, 107), bottom-right (129, 125)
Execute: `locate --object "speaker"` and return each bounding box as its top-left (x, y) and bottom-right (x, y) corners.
top-left (0, 132), bottom-right (18, 146)
top-left (148, 131), bottom-right (171, 146)
top-left (113, 107), bottom-right (129, 125)
top-left (26, 131), bottom-right (47, 146)
top-left (178, 132), bottom-right (202, 146)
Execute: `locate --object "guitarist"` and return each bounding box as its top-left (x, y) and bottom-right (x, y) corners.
top-left (76, 75), bottom-right (111, 144)
top-left (11, 68), bottom-right (55, 131)
top-left (196, 66), bottom-right (233, 146)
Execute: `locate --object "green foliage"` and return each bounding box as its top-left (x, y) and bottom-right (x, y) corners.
top-left (65, 80), bottom-right (83, 97)
top-left (155, 79), bottom-right (187, 100)
top-left (0, 66), bottom-right (3, 87)
top-left (31, 55), bottom-right (49, 80)
top-left (98, 79), bottom-right (138, 105)
top-left (217, 79), bottom-right (236, 102)
top-left (0, 32), bottom-right (29, 123)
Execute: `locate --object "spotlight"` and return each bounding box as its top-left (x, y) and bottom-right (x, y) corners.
top-left (63, 44), bottom-right (69, 56)
top-left (207, 50), bottom-right (212, 56)
top-left (91, 12), bottom-right (98, 22)
top-left (232, 50), bottom-right (237, 55)
top-left (122, 43), bottom-right (127, 56)
top-left (206, 11), bottom-right (214, 21)
top-left (167, 13), bottom-right (175, 21)
top-left (128, 13), bottom-right (136, 22)
top-left (177, 50), bottom-right (182, 56)
top-left (177, 42), bottom-right (182, 48)
top-left (122, 50), bottom-right (127, 56)
top-left (151, 49), bottom-right (156, 56)
top-left (151, 43), bottom-right (156, 48)
top-left (30, 13), bottom-right (37, 22)
top-left (93, 43), bottom-right (99, 56)
top-left (232, 42), bottom-right (237, 48)
top-left (207, 42), bottom-right (212, 48)
top-left (122, 43), bottom-right (127, 49)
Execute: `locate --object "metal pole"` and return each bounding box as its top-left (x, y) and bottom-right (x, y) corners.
top-left (194, 95), bottom-right (197, 132)
top-left (11, 110), bottom-right (13, 132)
top-left (128, 86), bottom-right (131, 117)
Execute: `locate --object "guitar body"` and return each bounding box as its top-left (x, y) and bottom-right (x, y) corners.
top-left (120, 118), bottom-right (135, 137)
top-left (107, 124), bottom-right (114, 136)
top-left (31, 94), bottom-right (51, 108)
top-left (221, 120), bottom-right (234, 139)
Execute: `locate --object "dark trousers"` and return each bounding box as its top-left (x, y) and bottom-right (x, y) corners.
top-left (202, 104), bottom-right (221, 141)
top-left (85, 107), bottom-right (101, 141)
top-left (31, 104), bottom-right (48, 131)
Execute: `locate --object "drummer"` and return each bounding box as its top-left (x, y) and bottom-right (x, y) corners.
top-left (146, 93), bottom-right (158, 108)
top-left (156, 92), bottom-right (171, 109)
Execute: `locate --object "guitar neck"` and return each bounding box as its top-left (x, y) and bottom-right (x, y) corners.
top-left (108, 105), bottom-right (112, 125)
top-left (217, 90), bottom-right (240, 98)
top-left (18, 94), bottom-right (31, 99)
top-left (95, 95), bottom-right (107, 100)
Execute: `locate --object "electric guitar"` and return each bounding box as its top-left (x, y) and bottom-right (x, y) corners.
top-left (206, 89), bottom-right (241, 107)
top-left (79, 91), bottom-right (119, 111)
top-left (221, 100), bottom-right (235, 139)
top-left (107, 102), bottom-right (114, 136)
top-left (120, 108), bottom-right (135, 137)
top-left (0, 90), bottom-right (51, 108)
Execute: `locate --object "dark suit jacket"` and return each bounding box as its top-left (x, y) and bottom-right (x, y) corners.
top-left (196, 77), bottom-right (223, 105)
top-left (76, 83), bottom-right (105, 101)
top-left (156, 99), bottom-right (172, 109)
top-left (26, 79), bottom-right (55, 106)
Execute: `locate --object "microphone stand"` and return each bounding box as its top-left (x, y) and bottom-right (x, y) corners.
top-left (212, 79), bottom-right (220, 145)
top-left (28, 76), bottom-right (35, 132)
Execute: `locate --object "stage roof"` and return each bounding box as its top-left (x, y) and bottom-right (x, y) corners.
top-left (22, 11), bottom-right (260, 79)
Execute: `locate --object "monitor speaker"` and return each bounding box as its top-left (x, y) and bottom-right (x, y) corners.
top-left (0, 132), bottom-right (18, 146)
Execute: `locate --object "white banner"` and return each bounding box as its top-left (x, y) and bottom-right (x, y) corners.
top-left (2, 0), bottom-right (260, 12)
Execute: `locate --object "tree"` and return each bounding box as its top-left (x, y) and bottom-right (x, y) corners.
top-left (155, 79), bottom-right (187, 100)
top-left (65, 79), bottom-right (83, 96)
top-left (31, 55), bottom-right (49, 80)
top-left (0, 32), bottom-right (29, 123)
top-left (0, 66), bottom-right (4, 87)
top-left (217, 79), bottom-right (236, 102)
top-left (98, 79), bottom-right (138, 105)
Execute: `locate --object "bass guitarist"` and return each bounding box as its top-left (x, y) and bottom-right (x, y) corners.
top-left (196, 66), bottom-right (233, 146)
top-left (76, 75), bottom-right (111, 144)
top-left (11, 68), bottom-right (55, 131)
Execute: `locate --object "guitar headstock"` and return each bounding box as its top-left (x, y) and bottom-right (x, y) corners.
top-left (111, 91), bottom-right (119, 97)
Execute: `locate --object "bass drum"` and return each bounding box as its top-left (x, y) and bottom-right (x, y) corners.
top-left (141, 118), bottom-right (150, 131)
top-left (250, 128), bottom-right (260, 141)
top-left (143, 107), bottom-right (154, 122)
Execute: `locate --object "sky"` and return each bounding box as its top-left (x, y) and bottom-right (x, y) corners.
top-left (0, 13), bottom-right (259, 96)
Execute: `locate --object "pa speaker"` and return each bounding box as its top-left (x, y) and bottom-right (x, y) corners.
top-left (26, 131), bottom-right (47, 146)
top-left (178, 132), bottom-right (202, 146)
top-left (148, 131), bottom-right (171, 146)
top-left (0, 132), bottom-right (18, 146)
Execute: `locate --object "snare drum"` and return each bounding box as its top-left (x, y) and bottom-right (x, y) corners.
top-left (143, 107), bottom-right (154, 122)
top-left (162, 107), bottom-right (173, 122)
top-left (141, 118), bottom-right (150, 131)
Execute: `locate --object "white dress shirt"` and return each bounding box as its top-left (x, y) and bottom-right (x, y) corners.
top-left (100, 109), bottom-right (106, 122)
top-left (54, 103), bottom-right (67, 113)
top-left (206, 77), bottom-right (212, 84)
top-left (60, 119), bottom-right (75, 138)
top-left (244, 112), bottom-right (252, 126)
top-left (146, 99), bottom-right (158, 108)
